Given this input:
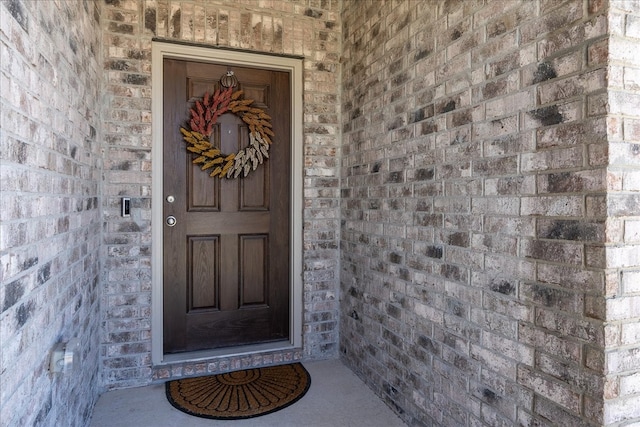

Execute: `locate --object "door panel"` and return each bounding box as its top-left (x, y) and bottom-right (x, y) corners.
top-left (239, 235), bottom-right (268, 307)
top-left (188, 236), bottom-right (219, 311)
top-left (163, 58), bottom-right (290, 353)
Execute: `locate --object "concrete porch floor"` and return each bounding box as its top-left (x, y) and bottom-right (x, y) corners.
top-left (90, 359), bottom-right (406, 427)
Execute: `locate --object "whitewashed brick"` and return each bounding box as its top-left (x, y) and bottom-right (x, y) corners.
top-left (604, 393), bottom-right (640, 424)
top-left (619, 372), bottom-right (640, 396)
top-left (622, 270), bottom-right (640, 293)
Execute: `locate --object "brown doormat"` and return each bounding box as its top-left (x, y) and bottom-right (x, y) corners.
top-left (165, 363), bottom-right (311, 420)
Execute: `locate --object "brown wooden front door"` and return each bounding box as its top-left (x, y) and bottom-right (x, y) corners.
top-left (163, 58), bottom-right (290, 353)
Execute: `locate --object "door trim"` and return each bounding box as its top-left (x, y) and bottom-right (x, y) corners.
top-left (151, 41), bottom-right (304, 365)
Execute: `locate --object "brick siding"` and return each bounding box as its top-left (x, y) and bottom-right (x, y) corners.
top-left (0, 0), bottom-right (103, 426)
top-left (101, 0), bottom-right (342, 388)
top-left (2, 1), bottom-right (639, 426)
top-left (341, 0), bottom-right (638, 426)
top-left (603, 1), bottom-right (640, 424)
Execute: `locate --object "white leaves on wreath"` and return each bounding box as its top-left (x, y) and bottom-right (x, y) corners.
top-left (227, 133), bottom-right (270, 178)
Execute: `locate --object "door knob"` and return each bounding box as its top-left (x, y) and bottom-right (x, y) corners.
top-left (166, 216), bottom-right (177, 227)
top-left (166, 195), bottom-right (175, 203)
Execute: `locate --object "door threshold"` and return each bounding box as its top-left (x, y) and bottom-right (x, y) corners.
top-left (160, 340), bottom-right (294, 365)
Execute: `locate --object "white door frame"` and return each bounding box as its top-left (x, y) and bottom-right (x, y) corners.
top-left (151, 41), bottom-right (304, 365)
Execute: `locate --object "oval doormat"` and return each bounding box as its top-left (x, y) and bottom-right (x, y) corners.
top-left (165, 363), bottom-right (311, 419)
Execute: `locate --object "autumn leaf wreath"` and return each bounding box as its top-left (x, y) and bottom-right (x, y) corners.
top-left (180, 87), bottom-right (274, 179)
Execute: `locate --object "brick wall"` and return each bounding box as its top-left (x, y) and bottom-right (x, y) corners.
top-left (340, 0), bottom-right (640, 425)
top-left (3, 0), bottom-right (638, 424)
top-left (604, 1), bottom-right (640, 425)
top-left (101, 0), bottom-right (342, 388)
top-left (0, 0), bottom-right (103, 426)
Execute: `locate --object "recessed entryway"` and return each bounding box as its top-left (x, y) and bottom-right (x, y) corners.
top-left (151, 41), bottom-right (304, 365)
